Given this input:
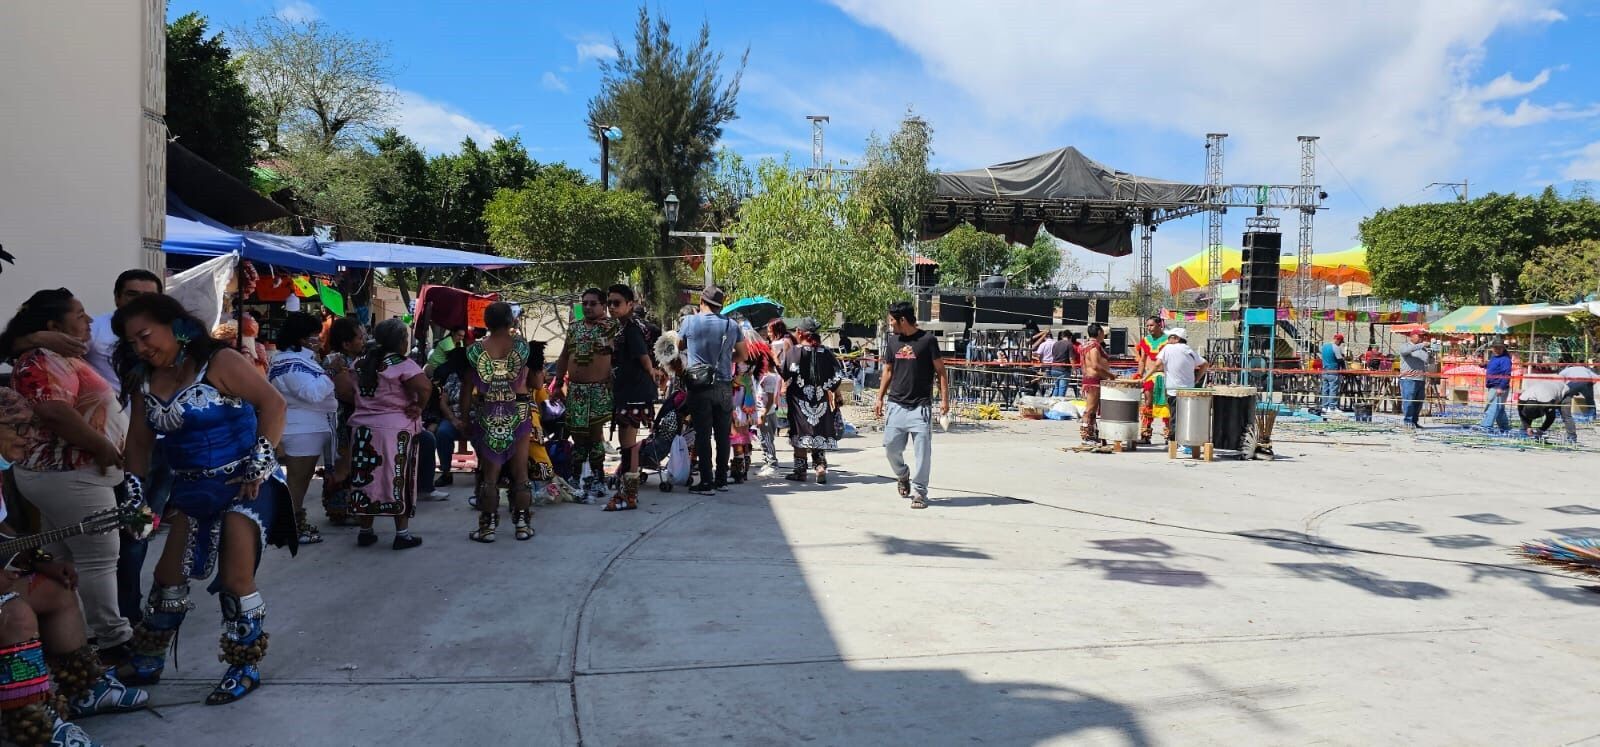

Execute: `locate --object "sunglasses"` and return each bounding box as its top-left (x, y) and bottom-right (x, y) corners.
top-left (606, 299), bottom-right (626, 307)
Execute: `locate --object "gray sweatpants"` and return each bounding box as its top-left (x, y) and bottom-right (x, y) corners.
top-left (13, 466), bottom-right (133, 648)
top-left (883, 401), bottom-right (933, 498)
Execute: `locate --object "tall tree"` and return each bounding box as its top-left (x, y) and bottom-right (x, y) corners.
top-left (368, 128), bottom-right (431, 240)
top-left (856, 112), bottom-right (937, 249)
top-left (484, 175), bottom-right (656, 295)
top-left (234, 16), bottom-right (395, 153)
top-left (1007, 232), bottom-right (1065, 288)
top-left (1520, 239), bottom-right (1600, 303)
top-left (723, 160), bottom-right (905, 323)
top-left (587, 5), bottom-right (747, 309)
top-left (166, 12), bottom-right (262, 182)
top-left (694, 148), bottom-right (754, 232)
top-left (924, 225), bottom-right (1011, 287)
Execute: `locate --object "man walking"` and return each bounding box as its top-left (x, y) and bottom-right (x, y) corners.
top-left (877, 301), bottom-right (948, 510)
top-left (678, 286), bottom-right (747, 495)
top-left (1478, 343), bottom-right (1513, 432)
top-left (1398, 329), bottom-right (1433, 427)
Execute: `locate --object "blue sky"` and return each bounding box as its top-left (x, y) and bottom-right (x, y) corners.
top-left (173, 0), bottom-right (1600, 286)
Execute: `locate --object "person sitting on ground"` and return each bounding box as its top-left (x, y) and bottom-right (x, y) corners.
top-left (1516, 367), bottom-right (1577, 442)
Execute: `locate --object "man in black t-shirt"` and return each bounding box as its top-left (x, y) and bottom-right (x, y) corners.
top-left (606, 284), bottom-right (663, 511)
top-left (875, 301), bottom-right (948, 509)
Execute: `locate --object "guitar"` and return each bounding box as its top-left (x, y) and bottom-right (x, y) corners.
top-left (0, 505), bottom-right (146, 568)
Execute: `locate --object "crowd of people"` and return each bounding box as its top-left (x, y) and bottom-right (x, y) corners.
top-left (0, 271), bottom-right (954, 744)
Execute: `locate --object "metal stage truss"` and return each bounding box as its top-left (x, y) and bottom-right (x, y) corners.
top-left (797, 118), bottom-right (1325, 322)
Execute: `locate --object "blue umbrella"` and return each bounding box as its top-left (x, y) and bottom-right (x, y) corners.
top-left (720, 296), bottom-right (785, 327)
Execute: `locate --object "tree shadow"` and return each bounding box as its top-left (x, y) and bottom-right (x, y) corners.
top-left (1547, 527), bottom-right (1600, 538)
top-left (1349, 521), bottom-right (1425, 534)
top-left (1467, 564), bottom-right (1600, 607)
top-left (1070, 558), bottom-right (1213, 588)
top-left (1273, 563), bottom-right (1450, 600)
top-left (1422, 534), bottom-right (1496, 550)
top-left (869, 532), bottom-right (992, 560)
top-left (1232, 528), bottom-right (1356, 556)
top-left (1455, 513), bottom-right (1520, 525)
top-left (1089, 537), bottom-right (1181, 558)
top-left (1548, 504), bottom-right (1600, 515)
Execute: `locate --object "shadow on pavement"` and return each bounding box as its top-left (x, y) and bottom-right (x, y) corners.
top-left (1070, 558), bottom-right (1213, 588)
top-left (869, 532), bottom-right (992, 560)
top-left (1422, 534), bottom-right (1496, 549)
top-left (1233, 528), bottom-right (1357, 556)
top-left (1274, 562), bottom-right (1450, 600)
top-left (1455, 513), bottom-right (1521, 525)
top-left (1467, 564), bottom-right (1600, 607)
top-left (576, 489), bottom-right (1157, 744)
top-left (1547, 504), bottom-right (1600, 515)
top-left (1350, 521), bottom-right (1426, 534)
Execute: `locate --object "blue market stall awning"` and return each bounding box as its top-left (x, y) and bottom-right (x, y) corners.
top-left (163, 195), bottom-right (341, 274)
top-left (323, 241), bottom-right (528, 270)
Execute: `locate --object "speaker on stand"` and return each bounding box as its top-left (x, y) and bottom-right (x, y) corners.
top-left (1239, 222), bottom-right (1283, 389)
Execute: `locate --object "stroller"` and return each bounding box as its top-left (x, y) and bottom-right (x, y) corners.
top-left (639, 387), bottom-right (690, 491)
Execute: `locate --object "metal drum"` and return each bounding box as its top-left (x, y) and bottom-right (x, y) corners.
top-left (1171, 388), bottom-right (1214, 448)
top-left (1211, 385), bottom-right (1257, 451)
top-left (1098, 380), bottom-right (1143, 445)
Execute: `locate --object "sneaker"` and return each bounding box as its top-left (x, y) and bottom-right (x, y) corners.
top-left (757, 465), bottom-right (778, 478)
top-left (688, 484), bottom-right (717, 496)
top-left (428, 489), bottom-right (451, 500)
top-left (434, 473), bottom-right (454, 487)
top-left (70, 670), bottom-right (149, 717)
top-left (393, 534), bottom-right (423, 550)
top-left (52, 719), bottom-right (98, 746)
top-left (357, 531), bottom-right (379, 547)
top-left (713, 480), bottom-right (730, 492)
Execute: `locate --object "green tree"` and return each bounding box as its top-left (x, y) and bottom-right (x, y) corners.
top-left (235, 16), bottom-right (395, 153)
top-left (855, 112), bottom-right (937, 249)
top-left (484, 175), bottom-right (657, 295)
top-left (368, 129), bottom-right (431, 240)
top-left (166, 13), bottom-right (262, 182)
top-left (924, 225), bottom-right (1011, 286)
top-left (1361, 189), bottom-right (1600, 304)
top-left (276, 144), bottom-right (390, 239)
top-left (1007, 232), bottom-right (1064, 288)
top-left (1520, 239), bottom-right (1600, 303)
top-left (586, 5), bottom-right (746, 309)
top-left (694, 148), bottom-right (754, 232)
top-left (1111, 278), bottom-right (1176, 317)
top-left (722, 160), bottom-right (905, 323)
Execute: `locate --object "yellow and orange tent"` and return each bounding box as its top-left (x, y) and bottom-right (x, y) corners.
top-left (1166, 245), bottom-right (1370, 295)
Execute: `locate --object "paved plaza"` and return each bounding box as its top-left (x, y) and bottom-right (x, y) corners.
top-left (93, 418), bottom-right (1599, 746)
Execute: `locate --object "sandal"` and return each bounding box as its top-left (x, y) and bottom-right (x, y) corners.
top-left (815, 466), bottom-right (827, 484)
top-left (910, 496), bottom-right (928, 509)
top-left (295, 510), bottom-right (323, 545)
top-left (469, 512), bottom-right (498, 543)
top-left (896, 477), bottom-right (911, 498)
top-left (512, 509), bottom-right (534, 541)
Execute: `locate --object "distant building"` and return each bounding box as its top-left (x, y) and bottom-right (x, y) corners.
top-left (0, 2), bottom-right (167, 315)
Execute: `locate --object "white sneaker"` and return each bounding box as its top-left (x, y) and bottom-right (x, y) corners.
top-left (428, 489), bottom-right (450, 500)
top-left (757, 465), bottom-right (777, 478)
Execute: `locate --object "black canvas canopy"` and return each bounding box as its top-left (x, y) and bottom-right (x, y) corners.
top-left (921, 146), bottom-right (1204, 257)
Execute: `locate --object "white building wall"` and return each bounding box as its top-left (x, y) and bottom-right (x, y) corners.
top-left (0, 1), bottom-right (164, 318)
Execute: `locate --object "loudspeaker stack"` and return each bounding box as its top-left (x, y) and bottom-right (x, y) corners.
top-left (1240, 230), bottom-right (1282, 309)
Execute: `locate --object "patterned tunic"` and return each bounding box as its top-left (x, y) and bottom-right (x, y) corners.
top-left (466, 337), bottom-right (532, 465)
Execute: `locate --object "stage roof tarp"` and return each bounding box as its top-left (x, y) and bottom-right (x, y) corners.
top-left (922, 147), bottom-right (1205, 256)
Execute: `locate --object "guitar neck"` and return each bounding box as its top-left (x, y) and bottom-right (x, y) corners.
top-left (0, 525), bottom-right (86, 559)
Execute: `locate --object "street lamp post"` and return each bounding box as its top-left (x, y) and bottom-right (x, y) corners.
top-left (663, 190), bottom-right (730, 290)
top-left (596, 125), bottom-right (622, 190)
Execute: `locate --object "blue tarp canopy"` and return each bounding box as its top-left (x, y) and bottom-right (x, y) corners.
top-left (163, 193), bottom-right (528, 271)
top-left (323, 241), bottom-right (527, 270)
top-left (163, 195), bottom-right (340, 274)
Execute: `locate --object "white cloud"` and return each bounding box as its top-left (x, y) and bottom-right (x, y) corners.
top-left (828, 0), bottom-right (1569, 204)
top-left (1564, 142), bottom-right (1600, 180)
top-left (389, 90), bottom-right (503, 154)
top-left (541, 72), bottom-right (569, 93)
top-left (577, 41), bottom-right (618, 64)
top-left (275, 1), bottom-right (319, 23)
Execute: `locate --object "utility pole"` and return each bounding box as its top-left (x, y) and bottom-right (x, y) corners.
top-left (1427, 179), bottom-right (1468, 202)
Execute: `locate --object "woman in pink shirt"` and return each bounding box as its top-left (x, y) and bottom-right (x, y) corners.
top-left (346, 319), bottom-right (431, 549)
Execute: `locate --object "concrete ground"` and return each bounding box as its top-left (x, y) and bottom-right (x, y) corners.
top-left (89, 415), bottom-right (1600, 746)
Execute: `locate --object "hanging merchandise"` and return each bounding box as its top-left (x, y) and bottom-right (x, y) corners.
top-left (318, 281), bottom-right (346, 316)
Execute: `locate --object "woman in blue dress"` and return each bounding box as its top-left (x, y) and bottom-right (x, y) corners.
top-left (111, 294), bottom-right (297, 706)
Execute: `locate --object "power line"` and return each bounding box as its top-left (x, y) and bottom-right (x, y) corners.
top-left (1313, 142), bottom-right (1371, 214)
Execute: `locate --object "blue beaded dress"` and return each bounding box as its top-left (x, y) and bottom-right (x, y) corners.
top-left (143, 360), bottom-right (296, 580)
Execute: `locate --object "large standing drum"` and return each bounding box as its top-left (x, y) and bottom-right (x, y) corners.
top-left (1098, 380), bottom-right (1143, 445)
top-left (1211, 385), bottom-right (1258, 451)
top-left (1171, 388), bottom-right (1214, 448)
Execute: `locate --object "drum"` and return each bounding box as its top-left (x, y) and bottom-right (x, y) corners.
top-left (1211, 385), bottom-right (1257, 451)
top-left (1171, 388), bottom-right (1214, 447)
top-left (1098, 380), bottom-right (1143, 444)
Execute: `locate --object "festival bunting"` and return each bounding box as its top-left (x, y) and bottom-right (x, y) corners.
top-left (1160, 308), bottom-right (1426, 324)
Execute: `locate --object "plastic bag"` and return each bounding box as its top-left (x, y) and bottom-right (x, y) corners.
top-left (666, 435), bottom-right (691, 484)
